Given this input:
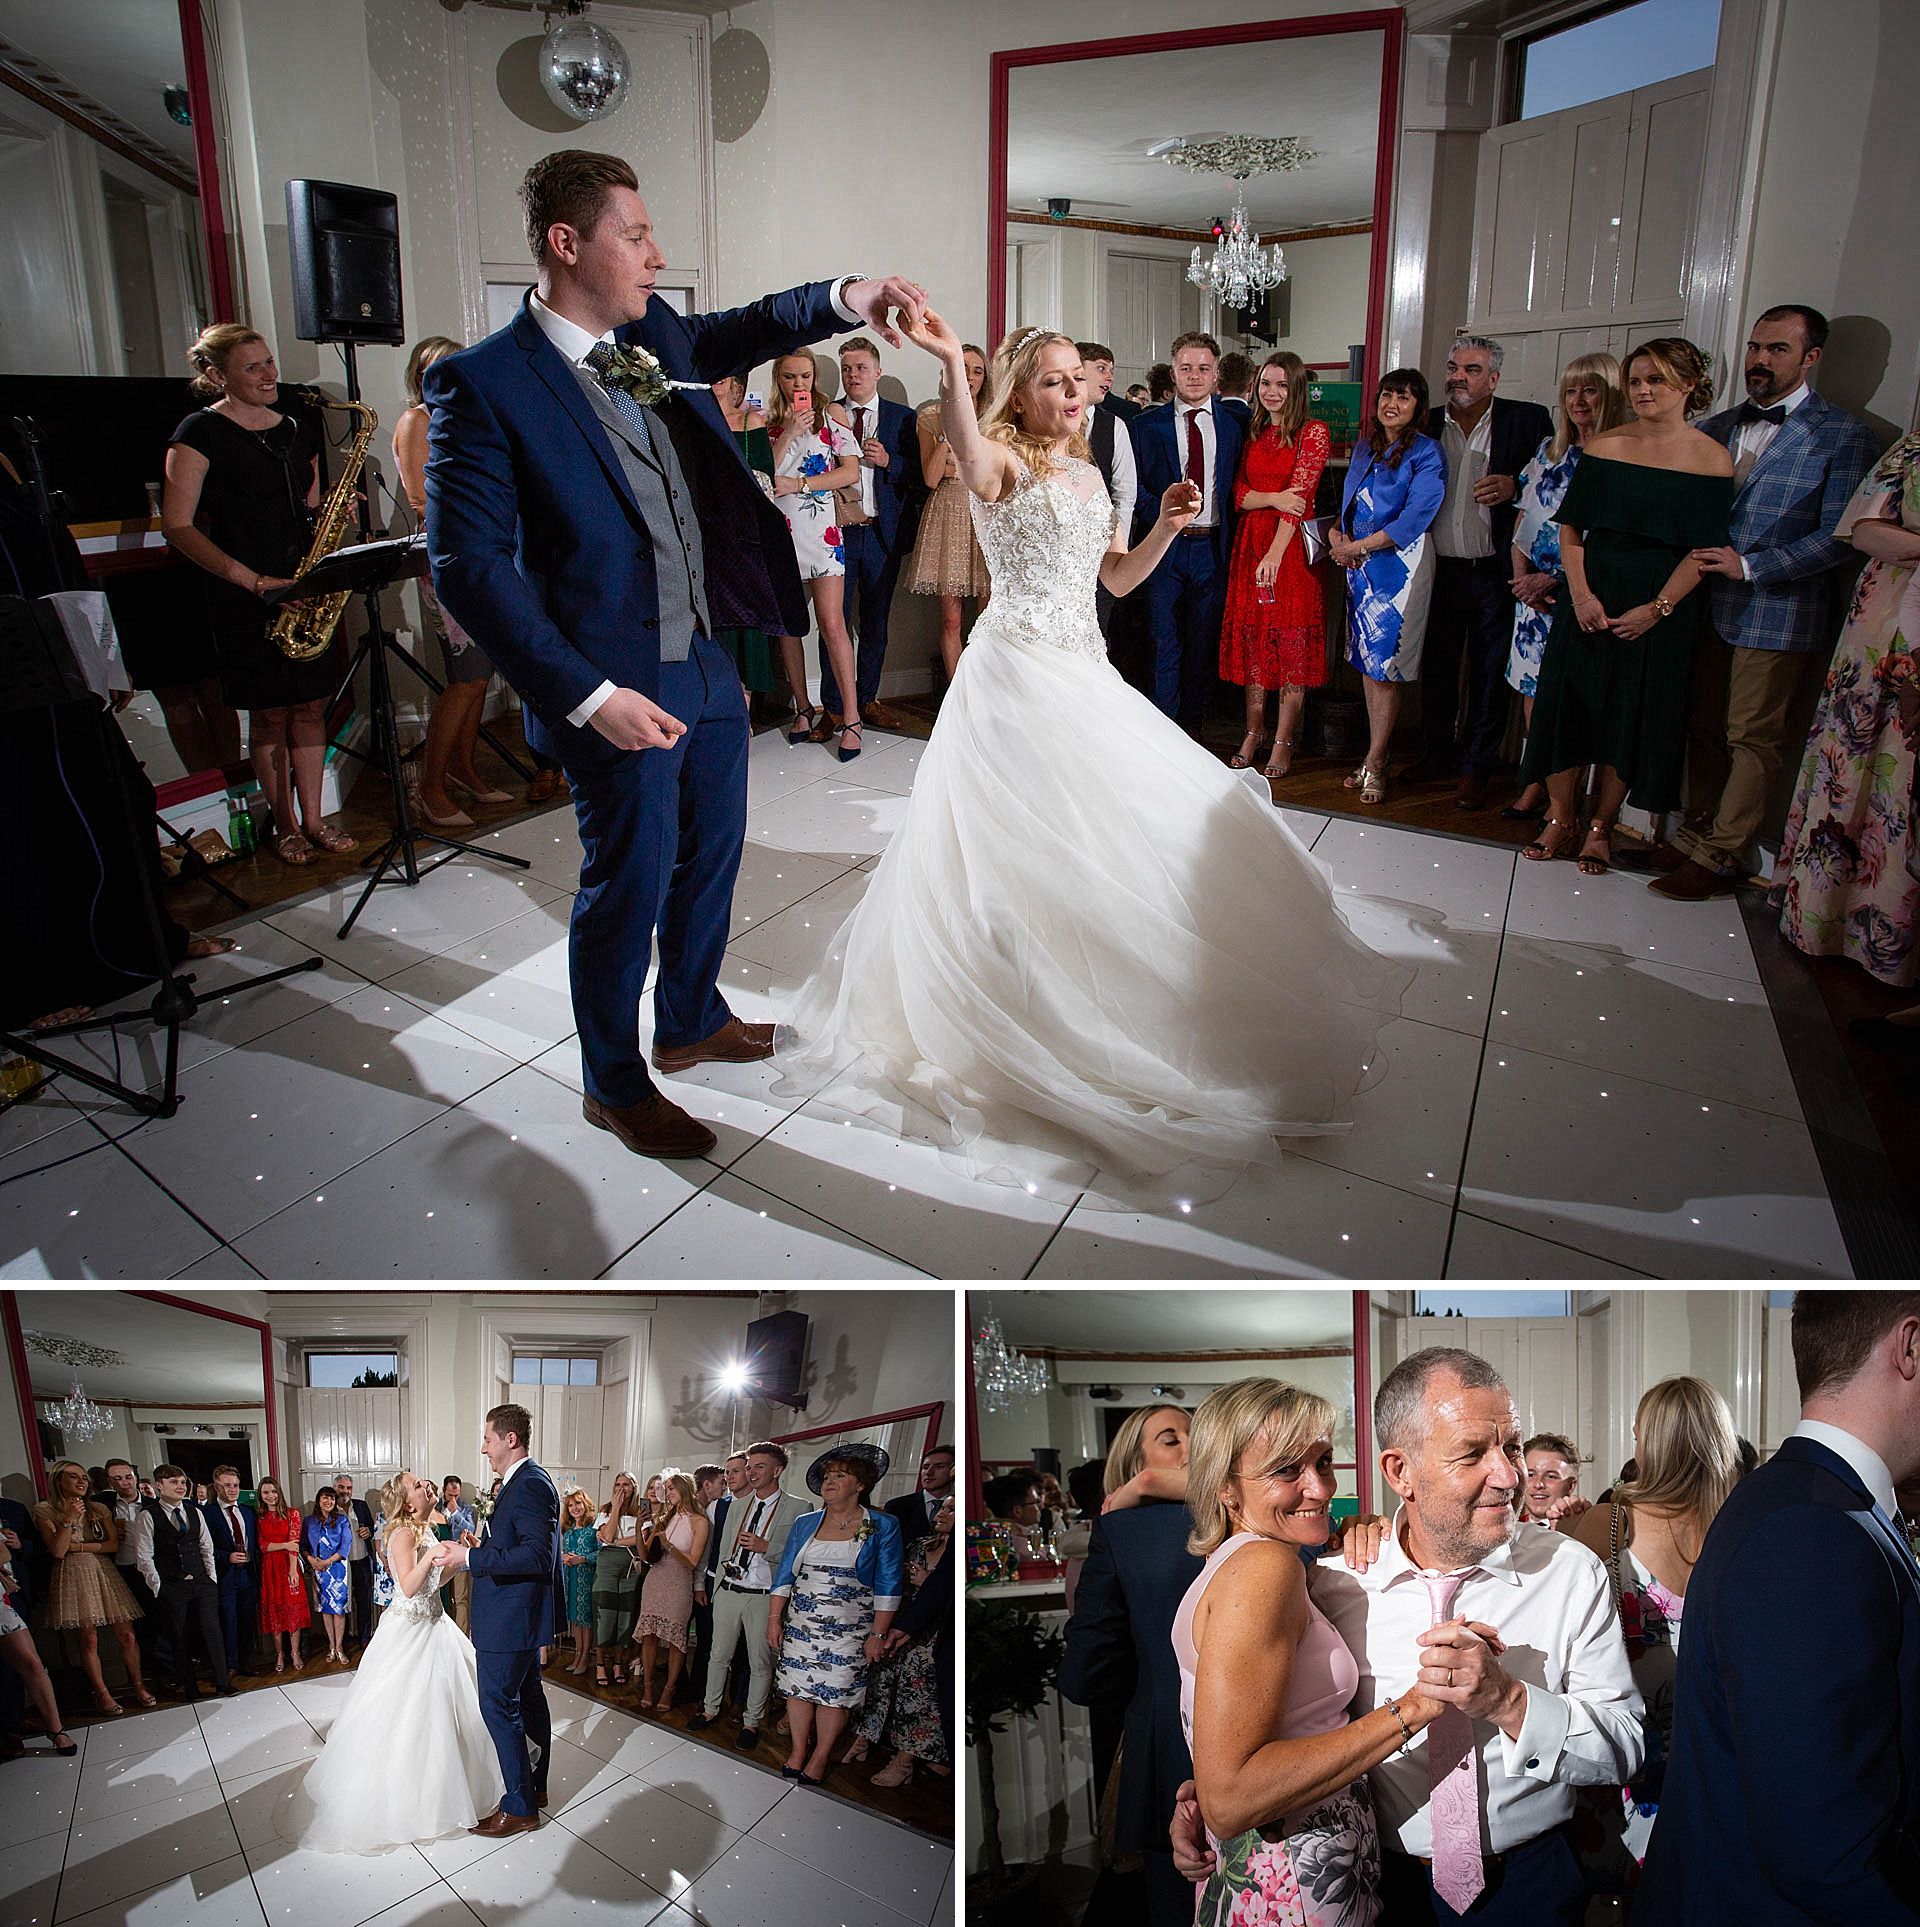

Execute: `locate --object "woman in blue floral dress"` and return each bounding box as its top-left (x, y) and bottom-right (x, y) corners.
top-left (1503, 354), bottom-right (1627, 816)
top-left (770, 1444), bottom-right (905, 1785)
top-left (768, 350), bottom-right (867, 760)
top-left (303, 1486), bottom-right (353, 1664)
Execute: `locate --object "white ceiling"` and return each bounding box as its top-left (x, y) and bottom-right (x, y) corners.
top-left (0, 0), bottom-right (196, 166)
top-left (994, 1290), bottom-right (1353, 1355)
top-left (21, 1291), bottom-right (264, 1406)
top-left (1006, 33), bottom-right (1384, 234)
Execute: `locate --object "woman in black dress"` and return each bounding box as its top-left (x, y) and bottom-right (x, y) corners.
top-left (161, 324), bottom-right (356, 866)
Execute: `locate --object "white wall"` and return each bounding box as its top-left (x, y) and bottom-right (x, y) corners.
top-left (1733, 0), bottom-right (1920, 439)
top-left (1263, 229), bottom-right (1372, 369)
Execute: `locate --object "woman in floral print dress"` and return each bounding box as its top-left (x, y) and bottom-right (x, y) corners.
top-left (769, 1445), bottom-right (905, 1786)
top-left (768, 351), bottom-right (867, 759)
top-left (846, 1502), bottom-right (953, 1786)
top-left (1771, 433), bottom-right (1920, 983)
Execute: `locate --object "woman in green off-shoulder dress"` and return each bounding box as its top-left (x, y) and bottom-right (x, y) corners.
top-left (1518, 338), bottom-right (1734, 875)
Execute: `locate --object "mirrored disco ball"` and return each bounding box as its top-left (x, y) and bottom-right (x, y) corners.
top-left (540, 16), bottom-right (631, 122)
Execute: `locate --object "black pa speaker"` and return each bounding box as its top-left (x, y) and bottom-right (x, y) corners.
top-left (285, 179), bottom-right (405, 345)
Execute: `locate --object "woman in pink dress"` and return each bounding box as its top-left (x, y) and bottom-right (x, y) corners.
top-left (1173, 1380), bottom-right (1454, 1927)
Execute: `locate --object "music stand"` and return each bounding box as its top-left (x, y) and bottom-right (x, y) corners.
top-left (279, 344), bottom-right (529, 941)
top-left (0, 596), bottom-right (324, 1120)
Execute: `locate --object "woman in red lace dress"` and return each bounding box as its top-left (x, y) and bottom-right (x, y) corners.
top-left (255, 1477), bottom-right (312, 1671)
top-left (1220, 353), bottom-right (1331, 779)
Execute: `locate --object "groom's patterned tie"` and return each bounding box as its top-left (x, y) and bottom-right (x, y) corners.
top-left (1421, 1569), bottom-right (1485, 1915)
top-left (585, 341), bottom-right (661, 456)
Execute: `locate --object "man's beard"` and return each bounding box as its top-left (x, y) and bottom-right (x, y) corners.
top-left (1746, 365), bottom-right (1784, 398)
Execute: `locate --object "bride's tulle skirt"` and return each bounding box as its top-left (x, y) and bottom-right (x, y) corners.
top-left (772, 622), bottom-right (1409, 1208)
top-left (281, 1598), bottom-right (506, 1854)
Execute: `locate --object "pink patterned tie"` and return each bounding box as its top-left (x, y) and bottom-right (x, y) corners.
top-left (1421, 1570), bottom-right (1485, 1916)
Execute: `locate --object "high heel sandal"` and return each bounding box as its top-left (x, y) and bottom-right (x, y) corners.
top-left (836, 721), bottom-right (863, 764)
top-left (1577, 817), bottom-right (1617, 876)
top-left (1342, 764), bottom-right (1385, 805)
top-left (1227, 732), bottom-right (1269, 770)
top-left (786, 703), bottom-right (821, 746)
top-left (447, 774), bottom-right (513, 805)
top-left (1523, 816), bottom-right (1580, 862)
top-left (871, 1754), bottom-right (914, 1788)
top-left (1261, 738), bottom-right (1295, 781)
top-left (304, 824), bottom-right (358, 855)
top-left (92, 1694), bottom-right (124, 1717)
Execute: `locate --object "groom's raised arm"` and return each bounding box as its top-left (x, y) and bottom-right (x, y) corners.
top-left (650, 280), bottom-right (850, 387)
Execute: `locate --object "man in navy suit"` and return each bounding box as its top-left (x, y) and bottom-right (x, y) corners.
top-left (1130, 331), bottom-right (1244, 726)
top-left (885, 1442), bottom-right (955, 1543)
top-left (427, 150), bottom-right (925, 1161)
top-left (1061, 1499), bottom-right (1204, 1927)
top-left (818, 337), bottom-right (922, 733)
top-left (1640, 1291), bottom-right (1920, 1920)
top-left (202, 1464), bottom-right (258, 1677)
top-left (433, 1401), bottom-right (568, 1837)
top-left (1646, 304), bottom-right (1878, 900)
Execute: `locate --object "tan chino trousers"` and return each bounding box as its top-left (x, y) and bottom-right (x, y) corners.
top-left (1673, 629), bottom-right (1810, 873)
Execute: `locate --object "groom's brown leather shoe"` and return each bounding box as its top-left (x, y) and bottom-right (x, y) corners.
top-left (470, 1809), bottom-right (540, 1837)
top-left (651, 1018), bottom-right (776, 1075)
top-left (582, 1092), bottom-right (717, 1159)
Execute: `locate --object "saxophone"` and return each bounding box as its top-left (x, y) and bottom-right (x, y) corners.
top-left (271, 395), bottom-right (379, 661)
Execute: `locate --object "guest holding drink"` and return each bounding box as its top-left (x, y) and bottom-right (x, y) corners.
top-left (1518, 339), bottom-right (1734, 874)
top-left (633, 1473), bottom-right (709, 1710)
top-left (1502, 354), bottom-right (1628, 818)
top-left (560, 1487), bottom-right (599, 1677)
top-left (303, 1486), bottom-right (351, 1664)
top-left (33, 1460), bottom-right (154, 1715)
top-left (255, 1477), bottom-right (311, 1673)
top-left (1219, 352), bottom-right (1331, 781)
top-left (1330, 371), bottom-right (1447, 806)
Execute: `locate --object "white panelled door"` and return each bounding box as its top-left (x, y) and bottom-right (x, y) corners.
top-left (534, 1384), bottom-right (608, 1502)
top-left (1105, 251), bottom-right (1197, 393)
top-left (1462, 1318), bottom-right (1581, 1463)
top-left (292, 1386), bottom-right (409, 1501)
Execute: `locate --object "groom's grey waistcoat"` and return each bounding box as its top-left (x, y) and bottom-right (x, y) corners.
top-left (568, 364), bottom-right (708, 662)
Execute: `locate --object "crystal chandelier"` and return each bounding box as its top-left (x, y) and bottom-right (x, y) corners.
top-left (1154, 134), bottom-right (1316, 313)
top-left (972, 1303), bottom-right (1051, 1415)
top-left (47, 1379), bottom-right (112, 1446)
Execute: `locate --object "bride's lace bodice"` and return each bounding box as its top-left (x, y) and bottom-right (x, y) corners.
top-left (383, 1527), bottom-right (447, 1624)
top-left (969, 457), bottom-right (1115, 666)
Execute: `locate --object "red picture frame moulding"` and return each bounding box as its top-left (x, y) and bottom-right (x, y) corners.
top-left (178, 0), bottom-right (236, 322)
top-left (2, 1289), bottom-right (278, 1503)
top-left (772, 1400), bottom-right (947, 1466)
top-left (987, 9), bottom-right (1404, 403)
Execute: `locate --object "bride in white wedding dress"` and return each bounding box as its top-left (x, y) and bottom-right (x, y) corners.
top-left (280, 1473), bottom-right (505, 1853)
top-left (773, 314), bottom-right (1407, 1208)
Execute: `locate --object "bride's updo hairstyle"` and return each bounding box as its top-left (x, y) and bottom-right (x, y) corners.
top-left (1184, 1377), bottom-right (1337, 1557)
top-left (979, 326), bottom-right (1091, 482)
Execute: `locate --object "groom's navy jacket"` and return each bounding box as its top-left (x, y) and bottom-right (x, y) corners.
top-left (466, 1460), bottom-right (566, 1653)
top-left (424, 281), bottom-right (846, 766)
top-left (1639, 1434), bottom-right (1920, 1921)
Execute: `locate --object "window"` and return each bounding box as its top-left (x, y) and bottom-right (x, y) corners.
top-left (511, 1355), bottom-right (599, 1387)
top-left (1414, 1291), bottom-right (1572, 1318)
top-left (305, 1352), bottom-right (400, 1389)
top-left (1515, 0), bottom-right (1720, 120)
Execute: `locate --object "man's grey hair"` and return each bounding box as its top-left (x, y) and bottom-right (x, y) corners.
top-left (1451, 332), bottom-right (1506, 373)
top-left (1375, 1347), bottom-right (1510, 1453)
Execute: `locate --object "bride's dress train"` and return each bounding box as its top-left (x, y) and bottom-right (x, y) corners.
top-left (773, 457), bottom-right (1407, 1207)
top-left (281, 1536), bottom-right (505, 1853)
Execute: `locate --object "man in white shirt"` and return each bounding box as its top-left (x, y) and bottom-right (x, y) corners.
top-left (1641, 1291), bottom-right (1920, 1919)
top-left (688, 1440), bottom-right (803, 1751)
top-left (134, 1464), bottom-right (235, 1699)
top-left (1173, 1347), bottom-right (1641, 1925)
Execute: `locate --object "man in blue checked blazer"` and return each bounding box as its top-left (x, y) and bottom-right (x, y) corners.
top-left (426, 150), bottom-right (925, 1161)
top-left (1639, 1291), bottom-right (1920, 1920)
top-left (1646, 304), bottom-right (1878, 900)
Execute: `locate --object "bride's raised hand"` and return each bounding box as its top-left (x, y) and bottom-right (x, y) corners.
top-left (902, 305), bottom-right (962, 363)
top-left (1158, 479), bottom-right (1202, 533)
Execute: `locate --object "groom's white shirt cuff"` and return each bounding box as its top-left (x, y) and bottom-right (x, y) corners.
top-left (562, 276), bottom-right (866, 732)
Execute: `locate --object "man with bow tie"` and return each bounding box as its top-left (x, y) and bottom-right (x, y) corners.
top-left (1639, 304), bottom-right (1876, 900)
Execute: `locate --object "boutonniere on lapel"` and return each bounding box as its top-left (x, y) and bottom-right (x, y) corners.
top-left (594, 342), bottom-right (671, 409)
top-left (472, 1488), bottom-right (496, 1535)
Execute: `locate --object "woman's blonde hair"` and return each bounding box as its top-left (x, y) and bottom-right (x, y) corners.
top-left (603, 1471), bottom-right (638, 1514)
top-left (46, 1459), bottom-right (91, 1503)
top-left (1184, 1378), bottom-right (1338, 1557)
top-left (1623, 336), bottom-right (1717, 418)
top-left (656, 1472), bottom-right (697, 1514)
top-left (1550, 351), bottom-right (1629, 460)
top-left (188, 322), bottom-right (267, 399)
top-left (979, 327), bottom-right (1089, 481)
top-left (1103, 1404), bottom-right (1189, 1495)
top-left (404, 334), bottom-right (463, 408)
top-left (1615, 1375), bottom-right (1740, 1556)
top-left (377, 1469), bottom-right (426, 1543)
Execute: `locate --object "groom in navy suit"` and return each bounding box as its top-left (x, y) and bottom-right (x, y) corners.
top-left (427, 150), bottom-right (925, 1159)
top-left (1640, 1291), bottom-right (1920, 1920)
top-left (432, 1402), bottom-right (567, 1837)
